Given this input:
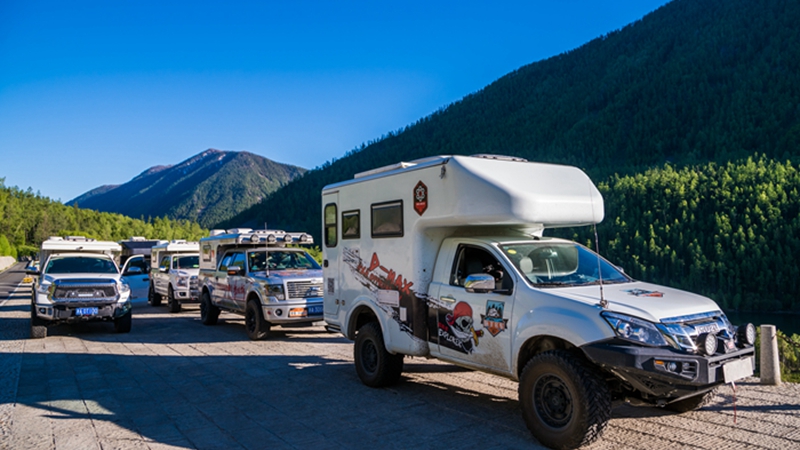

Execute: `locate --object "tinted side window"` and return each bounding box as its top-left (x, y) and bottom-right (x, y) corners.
top-left (229, 253), bottom-right (246, 271)
top-left (371, 200), bottom-right (403, 238)
top-left (159, 256), bottom-right (170, 270)
top-left (324, 203), bottom-right (337, 247)
top-left (342, 210), bottom-right (360, 239)
top-left (218, 253), bottom-right (234, 272)
top-left (450, 245), bottom-right (513, 295)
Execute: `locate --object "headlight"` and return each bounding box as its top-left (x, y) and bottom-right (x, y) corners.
top-left (177, 276), bottom-right (188, 287)
top-left (602, 312), bottom-right (669, 346)
top-left (119, 282), bottom-right (131, 293)
top-left (265, 284), bottom-right (285, 300)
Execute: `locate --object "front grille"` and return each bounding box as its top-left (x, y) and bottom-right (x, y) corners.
top-left (190, 276), bottom-right (199, 289)
top-left (287, 281), bottom-right (323, 299)
top-left (53, 282), bottom-right (117, 300)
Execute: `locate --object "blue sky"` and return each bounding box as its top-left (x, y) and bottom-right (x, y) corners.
top-left (0, 0), bottom-right (670, 202)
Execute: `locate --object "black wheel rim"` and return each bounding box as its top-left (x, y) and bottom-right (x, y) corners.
top-left (533, 374), bottom-right (573, 428)
top-left (361, 339), bottom-right (378, 375)
top-left (245, 308), bottom-right (255, 333)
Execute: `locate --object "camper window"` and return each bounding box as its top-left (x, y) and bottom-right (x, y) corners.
top-left (342, 210), bottom-right (360, 239)
top-left (371, 200), bottom-right (403, 238)
top-left (324, 203), bottom-right (338, 247)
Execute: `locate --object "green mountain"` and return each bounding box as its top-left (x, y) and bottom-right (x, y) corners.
top-left (0, 178), bottom-right (206, 258)
top-left (70, 149), bottom-right (305, 228)
top-left (221, 0), bottom-right (800, 312)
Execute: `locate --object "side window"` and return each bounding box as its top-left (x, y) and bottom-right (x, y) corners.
top-left (218, 253), bottom-right (234, 272)
top-left (172, 257), bottom-right (178, 270)
top-left (342, 210), bottom-right (360, 239)
top-left (371, 200), bottom-right (403, 238)
top-left (229, 253), bottom-right (246, 271)
top-left (129, 258), bottom-right (149, 273)
top-left (159, 255), bottom-right (170, 270)
top-left (324, 203), bottom-right (337, 247)
top-left (450, 245), bottom-right (513, 295)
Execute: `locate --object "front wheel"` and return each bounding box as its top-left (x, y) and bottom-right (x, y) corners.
top-left (114, 310), bottom-right (132, 333)
top-left (200, 291), bottom-right (219, 325)
top-left (519, 350), bottom-right (611, 449)
top-left (354, 322), bottom-right (404, 387)
top-left (167, 286), bottom-right (181, 313)
top-left (245, 300), bottom-right (270, 340)
top-left (30, 303), bottom-right (47, 339)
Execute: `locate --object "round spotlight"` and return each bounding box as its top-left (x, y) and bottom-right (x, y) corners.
top-left (737, 323), bottom-right (756, 347)
top-left (266, 234), bottom-right (277, 243)
top-left (697, 333), bottom-right (718, 356)
top-left (299, 234), bottom-right (310, 243)
top-left (283, 234), bottom-right (293, 243)
top-left (250, 234), bottom-right (261, 243)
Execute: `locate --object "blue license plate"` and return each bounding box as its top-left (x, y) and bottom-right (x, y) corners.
top-left (308, 305), bottom-right (323, 315)
top-left (75, 307), bottom-right (98, 316)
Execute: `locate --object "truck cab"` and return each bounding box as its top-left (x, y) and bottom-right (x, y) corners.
top-left (27, 236), bottom-right (133, 338)
top-left (197, 229), bottom-right (323, 340)
top-left (322, 155), bottom-right (755, 449)
top-left (149, 240), bottom-right (200, 313)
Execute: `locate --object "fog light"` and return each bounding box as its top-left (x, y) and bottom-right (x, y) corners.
top-left (697, 333), bottom-right (717, 356)
top-left (737, 323), bottom-right (756, 347)
top-left (667, 362), bottom-right (678, 372)
top-left (275, 309), bottom-right (283, 316)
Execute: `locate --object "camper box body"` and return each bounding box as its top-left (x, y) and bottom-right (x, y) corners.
top-left (322, 155), bottom-right (604, 357)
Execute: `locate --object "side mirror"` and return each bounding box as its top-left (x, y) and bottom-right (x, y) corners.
top-left (465, 273), bottom-right (495, 293)
top-left (25, 269), bottom-right (40, 276)
top-left (159, 267), bottom-right (169, 273)
top-left (227, 267), bottom-right (244, 277)
top-left (124, 266), bottom-right (143, 276)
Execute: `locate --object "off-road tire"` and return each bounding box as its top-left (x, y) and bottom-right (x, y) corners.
top-left (245, 300), bottom-right (270, 340)
top-left (114, 310), bottom-right (132, 333)
top-left (665, 390), bottom-right (714, 413)
top-left (200, 291), bottom-right (219, 325)
top-left (168, 286), bottom-right (181, 313)
top-left (30, 303), bottom-right (47, 339)
top-left (519, 350), bottom-right (611, 450)
top-left (354, 322), bottom-right (404, 387)
top-left (148, 283), bottom-right (162, 306)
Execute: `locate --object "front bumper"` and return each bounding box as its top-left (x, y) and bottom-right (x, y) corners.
top-left (261, 298), bottom-right (324, 325)
top-left (174, 288), bottom-right (200, 303)
top-left (34, 299), bottom-right (131, 324)
top-left (582, 339), bottom-right (755, 400)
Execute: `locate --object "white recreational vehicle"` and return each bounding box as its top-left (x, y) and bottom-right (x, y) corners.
top-left (149, 240), bottom-right (201, 313)
top-left (197, 229), bottom-right (323, 340)
top-left (27, 236), bottom-right (133, 338)
top-left (321, 155), bottom-right (755, 449)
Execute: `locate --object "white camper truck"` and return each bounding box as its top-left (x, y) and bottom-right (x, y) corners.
top-left (149, 240), bottom-right (200, 312)
top-left (322, 155), bottom-right (755, 449)
top-left (27, 236), bottom-right (133, 338)
top-left (197, 229), bottom-right (323, 340)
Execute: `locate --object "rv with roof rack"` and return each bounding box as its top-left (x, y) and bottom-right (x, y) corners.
top-left (321, 154), bottom-right (756, 449)
top-left (197, 229), bottom-right (323, 339)
top-left (26, 236), bottom-right (133, 338)
top-left (148, 240), bottom-right (201, 313)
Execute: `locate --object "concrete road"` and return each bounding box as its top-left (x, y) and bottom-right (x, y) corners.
top-left (1, 262), bottom-right (799, 449)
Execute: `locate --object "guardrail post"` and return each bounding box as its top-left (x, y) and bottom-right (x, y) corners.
top-left (760, 324), bottom-right (781, 385)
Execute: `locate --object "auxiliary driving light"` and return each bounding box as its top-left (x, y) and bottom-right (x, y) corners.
top-left (283, 234), bottom-right (293, 243)
top-left (737, 323), bottom-right (756, 347)
top-left (697, 332), bottom-right (718, 356)
top-left (275, 309), bottom-right (283, 316)
top-left (266, 234), bottom-right (277, 243)
top-left (299, 234), bottom-right (310, 243)
top-left (250, 234), bottom-right (261, 243)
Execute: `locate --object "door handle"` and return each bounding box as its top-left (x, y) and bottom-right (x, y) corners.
top-left (440, 295), bottom-right (456, 303)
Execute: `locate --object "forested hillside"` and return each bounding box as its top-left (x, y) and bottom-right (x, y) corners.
top-left (70, 149), bottom-right (305, 228)
top-left (0, 179), bottom-right (206, 258)
top-left (222, 0), bottom-right (800, 312)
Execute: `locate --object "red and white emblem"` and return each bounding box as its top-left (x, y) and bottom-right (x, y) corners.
top-left (413, 181), bottom-right (428, 216)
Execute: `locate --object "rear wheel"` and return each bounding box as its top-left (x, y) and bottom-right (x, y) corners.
top-left (148, 283), bottom-right (162, 306)
top-left (245, 300), bottom-right (270, 340)
top-left (114, 310), bottom-right (132, 333)
top-left (200, 291), bottom-right (219, 325)
top-left (30, 303), bottom-right (47, 339)
top-left (167, 286), bottom-right (181, 313)
top-left (519, 350), bottom-right (611, 449)
top-left (354, 322), bottom-right (404, 387)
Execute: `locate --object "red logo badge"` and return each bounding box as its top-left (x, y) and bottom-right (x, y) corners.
top-left (413, 181), bottom-right (428, 216)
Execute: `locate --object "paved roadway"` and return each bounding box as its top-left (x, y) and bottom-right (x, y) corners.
top-left (1, 261), bottom-right (799, 450)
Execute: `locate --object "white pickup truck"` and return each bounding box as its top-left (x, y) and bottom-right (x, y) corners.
top-left (197, 229), bottom-right (324, 340)
top-left (149, 240), bottom-right (200, 313)
top-left (27, 236), bottom-right (133, 338)
top-left (321, 155), bottom-right (755, 449)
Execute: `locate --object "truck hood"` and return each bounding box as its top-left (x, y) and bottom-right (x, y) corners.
top-left (251, 269), bottom-right (323, 282)
top-left (174, 268), bottom-right (200, 277)
top-left (42, 273), bottom-right (121, 285)
top-left (550, 281), bottom-right (721, 323)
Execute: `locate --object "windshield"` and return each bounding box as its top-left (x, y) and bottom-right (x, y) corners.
top-left (247, 250), bottom-right (321, 272)
top-left (176, 255), bottom-right (199, 269)
top-left (500, 242), bottom-right (629, 287)
top-left (45, 256), bottom-right (119, 274)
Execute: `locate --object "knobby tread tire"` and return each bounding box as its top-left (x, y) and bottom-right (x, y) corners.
top-left (354, 322), bottom-right (404, 388)
top-left (245, 300), bottom-right (270, 340)
top-left (30, 303), bottom-right (47, 339)
top-left (114, 311), bottom-right (132, 333)
top-left (168, 286), bottom-right (181, 313)
top-left (148, 283), bottom-right (162, 306)
top-left (519, 350), bottom-right (611, 450)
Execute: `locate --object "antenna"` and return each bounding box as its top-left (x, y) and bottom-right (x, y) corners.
top-left (589, 178), bottom-right (607, 309)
